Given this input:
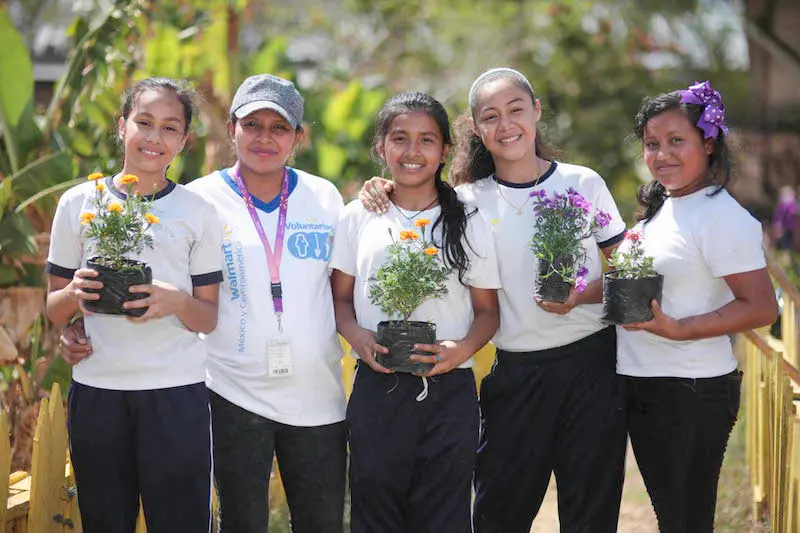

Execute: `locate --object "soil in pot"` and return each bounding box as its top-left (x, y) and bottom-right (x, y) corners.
top-left (535, 258), bottom-right (573, 303)
top-left (83, 257), bottom-right (152, 317)
top-left (375, 320), bottom-right (436, 374)
top-left (602, 272), bottom-right (664, 325)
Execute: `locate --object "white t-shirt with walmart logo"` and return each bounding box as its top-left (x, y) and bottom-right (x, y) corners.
top-left (187, 168), bottom-right (346, 427)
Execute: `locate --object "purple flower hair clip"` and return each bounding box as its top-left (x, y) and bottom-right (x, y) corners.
top-left (679, 80), bottom-right (729, 140)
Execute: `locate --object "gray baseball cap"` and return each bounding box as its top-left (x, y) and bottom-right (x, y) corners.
top-left (230, 74), bottom-right (304, 128)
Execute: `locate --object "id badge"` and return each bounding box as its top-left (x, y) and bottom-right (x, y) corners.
top-left (267, 339), bottom-right (293, 377)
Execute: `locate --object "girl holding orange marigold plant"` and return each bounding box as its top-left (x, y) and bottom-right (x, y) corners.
top-left (45, 78), bottom-right (222, 532)
top-left (330, 92), bottom-right (500, 532)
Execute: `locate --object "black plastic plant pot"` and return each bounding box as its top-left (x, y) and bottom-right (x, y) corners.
top-left (535, 258), bottom-right (573, 303)
top-left (375, 320), bottom-right (436, 374)
top-left (602, 272), bottom-right (664, 325)
top-left (83, 257), bottom-right (152, 317)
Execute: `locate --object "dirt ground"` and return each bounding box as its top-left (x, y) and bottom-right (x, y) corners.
top-left (529, 442), bottom-right (658, 532)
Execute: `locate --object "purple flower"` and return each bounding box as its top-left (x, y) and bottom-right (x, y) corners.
top-left (529, 189), bottom-right (547, 199)
top-left (554, 192), bottom-right (566, 202)
top-left (577, 266), bottom-right (589, 277)
top-left (566, 187), bottom-right (579, 196)
top-left (574, 276), bottom-right (588, 293)
top-left (570, 195), bottom-right (587, 210)
top-left (595, 210), bottom-right (612, 228)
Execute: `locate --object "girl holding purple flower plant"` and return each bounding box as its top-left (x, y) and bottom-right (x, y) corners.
top-left (619, 82), bottom-right (777, 531)
top-left (360, 68), bottom-right (628, 532)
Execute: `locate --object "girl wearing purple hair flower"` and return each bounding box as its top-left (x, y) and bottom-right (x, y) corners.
top-left (359, 67), bottom-right (628, 532)
top-left (619, 82), bottom-right (777, 531)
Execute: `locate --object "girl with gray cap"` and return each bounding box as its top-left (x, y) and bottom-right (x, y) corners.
top-left (188, 74), bottom-right (347, 532)
top-left (360, 68), bottom-right (628, 532)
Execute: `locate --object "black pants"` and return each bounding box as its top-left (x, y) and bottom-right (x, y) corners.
top-left (67, 381), bottom-right (212, 533)
top-left (626, 370), bottom-right (742, 533)
top-left (347, 363), bottom-right (480, 533)
top-left (210, 391), bottom-right (347, 533)
top-left (474, 327), bottom-right (626, 533)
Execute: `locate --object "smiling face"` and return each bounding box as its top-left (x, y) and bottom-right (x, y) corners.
top-left (118, 88), bottom-right (187, 175)
top-left (377, 110), bottom-right (448, 189)
top-left (472, 78), bottom-right (541, 165)
top-left (230, 109), bottom-right (300, 177)
top-left (642, 108), bottom-right (714, 197)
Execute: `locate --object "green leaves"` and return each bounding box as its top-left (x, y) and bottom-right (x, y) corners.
top-left (369, 226), bottom-right (450, 321)
top-left (0, 9), bottom-right (34, 131)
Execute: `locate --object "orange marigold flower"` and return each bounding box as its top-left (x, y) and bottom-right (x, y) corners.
top-left (108, 202), bottom-right (123, 213)
top-left (80, 212), bottom-right (96, 225)
top-left (87, 172), bottom-right (103, 181)
top-left (399, 230), bottom-right (419, 241)
top-left (414, 218), bottom-right (431, 228)
top-left (95, 183), bottom-right (105, 192)
top-left (144, 213), bottom-right (160, 225)
top-left (120, 174), bottom-right (139, 185)
top-left (424, 247), bottom-right (438, 256)
top-left (399, 230), bottom-right (411, 240)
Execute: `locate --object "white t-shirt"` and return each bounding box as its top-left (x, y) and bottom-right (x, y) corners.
top-left (329, 199), bottom-right (501, 368)
top-left (187, 168), bottom-right (346, 427)
top-left (616, 187), bottom-right (766, 378)
top-left (46, 177), bottom-right (223, 390)
top-left (457, 161), bottom-right (626, 351)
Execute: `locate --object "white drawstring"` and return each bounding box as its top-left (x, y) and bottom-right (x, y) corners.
top-left (416, 376), bottom-right (429, 402)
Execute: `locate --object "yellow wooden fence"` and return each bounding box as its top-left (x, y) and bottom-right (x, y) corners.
top-left (741, 255), bottom-right (800, 532)
top-left (9, 295), bottom-right (798, 532)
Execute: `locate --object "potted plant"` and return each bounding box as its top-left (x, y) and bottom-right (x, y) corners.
top-left (602, 228), bottom-right (663, 324)
top-left (79, 173), bottom-right (159, 317)
top-left (369, 219), bottom-right (450, 373)
top-left (528, 188), bottom-right (612, 302)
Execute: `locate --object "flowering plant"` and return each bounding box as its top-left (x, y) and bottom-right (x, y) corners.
top-left (80, 173), bottom-right (159, 271)
top-left (369, 219), bottom-right (450, 321)
top-left (607, 229), bottom-right (657, 279)
top-left (528, 188), bottom-right (611, 292)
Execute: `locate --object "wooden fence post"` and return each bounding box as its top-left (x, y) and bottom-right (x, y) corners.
top-left (0, 412), bottom-right (11, 530)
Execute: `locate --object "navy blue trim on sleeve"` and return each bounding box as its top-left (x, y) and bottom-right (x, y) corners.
top-left (598, 230), bottom-right (626, 249)
top-left (45, 262), bottom-right (77, 280)
top-left (191, 271), bottom-right (224, 287)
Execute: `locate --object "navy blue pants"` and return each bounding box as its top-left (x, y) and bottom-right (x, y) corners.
top-left (347, 362), bottom-right (480, 533)
top-left (67, 381), bottom-right (212, 533)
top-left (626, 371), bottom-right (742, 533)
top-left (210, 391), bottom-right (347, 533)
top-left (474, 327), bottom-right (626, 533)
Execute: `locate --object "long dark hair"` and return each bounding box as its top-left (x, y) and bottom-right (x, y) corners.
top-left (450, 68), bottom-right (559, 185)
top-left (633, 91), bottom-right (733, 221)
top-left (121, 77), bottom-right (196, 134)
top-left (373, 91), bottom-right (475, 285)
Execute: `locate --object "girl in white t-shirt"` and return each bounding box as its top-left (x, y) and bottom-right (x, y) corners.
top-left (361, 68), bottom-right (628, 532)
top-left (331, 92), bottom-right (501, 532)
top-left (46, 78), bottom-right (222, 532)
top-left (187, 74), bottom-right (347, 532)
top-left (618, 82), bottom-right (777, 531)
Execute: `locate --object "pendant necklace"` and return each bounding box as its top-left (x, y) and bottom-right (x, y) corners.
top-left (495, 160), bottom-right (545, 216)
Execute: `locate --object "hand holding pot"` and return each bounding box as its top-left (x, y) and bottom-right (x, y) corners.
top-left (124, 280), bottom-right (189, 323)
top-left (536, 287), bottom-right (581, 315)
top-left (72, 268), bottom-right (102, 315)
top-left (59, 318), bottom-right (92, 365)
top-left (410, 340), bottom-right (471, 377)
top-left (621, 300), bottom-right (685, 340)
top-left (351, 327), bottom-right (392, 374)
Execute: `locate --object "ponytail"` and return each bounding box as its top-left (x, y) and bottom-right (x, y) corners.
top-left (431, 166), bottom-right (475, 285)
top-left (636, 180), bottom-right (668, 222)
